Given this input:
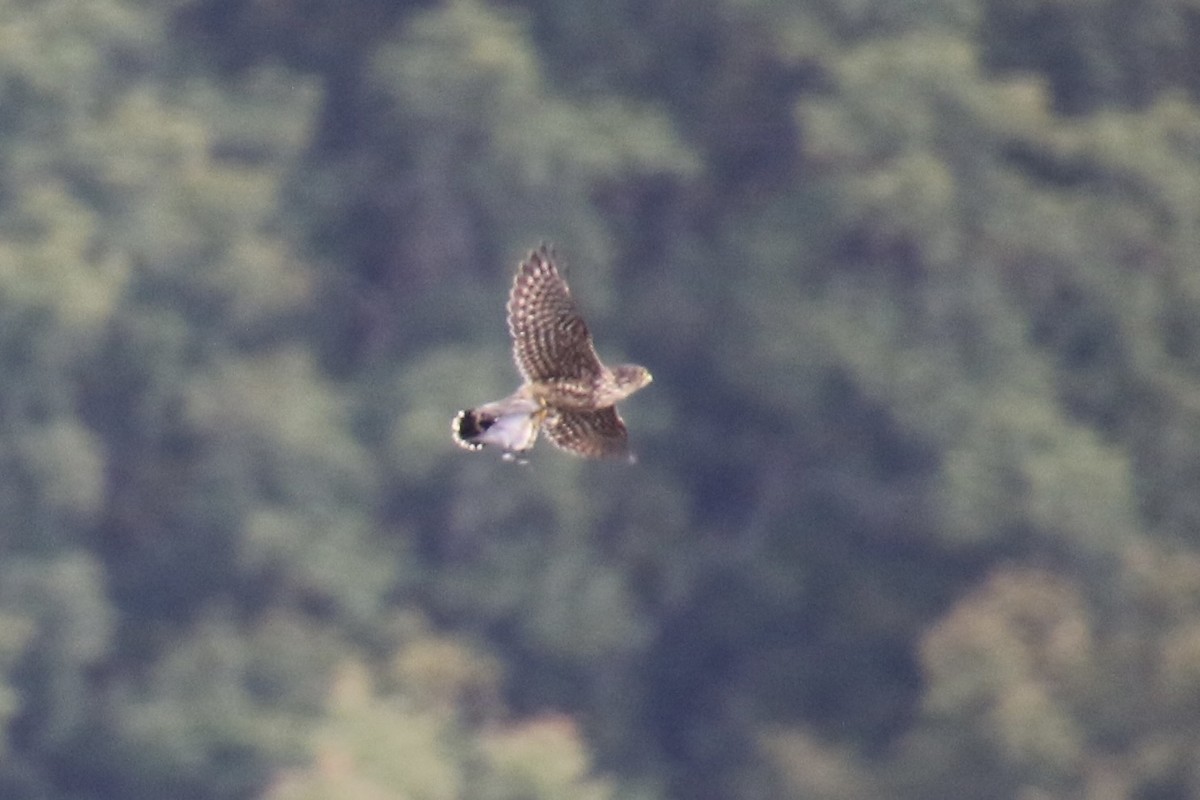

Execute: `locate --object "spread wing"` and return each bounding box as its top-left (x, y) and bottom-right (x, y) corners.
top-left (507, 246), bottom-right (605, 384)
top-left (543, 407), bottom-right (632, 460)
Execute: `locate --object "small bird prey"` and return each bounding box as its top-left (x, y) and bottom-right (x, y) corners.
top-left (452, 245), bottom-right (652, 461)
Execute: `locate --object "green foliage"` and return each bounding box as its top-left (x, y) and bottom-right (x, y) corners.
top-left (93, 614), bottom-right (329, 799)
top-left (6, 0), bottom-right (1200, 799)
top-left (264, 632), bottom-right (620, 800)
top-left (4, 553), bottom-right (113, 753)
top-left (910, 569), bottom-right (1093, 789)
top-left (303, 0), bottom-right (696, 328)
top-left (980, 0), bottom-right (1196, 113)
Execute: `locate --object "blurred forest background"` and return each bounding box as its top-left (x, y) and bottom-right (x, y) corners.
top-left (5, 0), bottom-right (1200, 797)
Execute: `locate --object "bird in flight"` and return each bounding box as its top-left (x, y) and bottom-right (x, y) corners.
top-left (452, 245), bottom-right (652, 461)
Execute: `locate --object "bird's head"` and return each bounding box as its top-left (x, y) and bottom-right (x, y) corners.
top-left (612, 364), bottom-right (653, 396)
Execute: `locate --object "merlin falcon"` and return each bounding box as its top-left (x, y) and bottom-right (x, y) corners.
top-left (452, 245), bottom-right (652, 461)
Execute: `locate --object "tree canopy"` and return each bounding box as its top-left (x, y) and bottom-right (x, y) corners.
top-left (3, 0), bottom-right (1200, 798)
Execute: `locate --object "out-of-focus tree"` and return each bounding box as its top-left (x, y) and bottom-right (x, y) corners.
top-left (296, 0), bottom-right (697, 374)
top-left (980, 0), bottom-right (1198, 114)
top-left (0, 0), bottom-right (406, 796)
top-left (173, 0), bottom-right (421, 73)
top-left (7, 0), bottom-right (1200, 798)
top-left (262, 627), bottom-right (630, 800)
top-left (886, 549), bottom-right (1200, 799)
